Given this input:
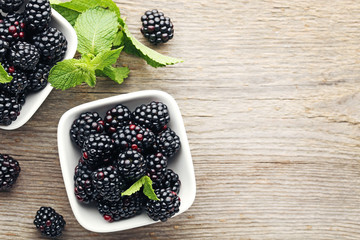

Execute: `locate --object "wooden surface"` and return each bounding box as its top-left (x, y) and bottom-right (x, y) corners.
top-left (1, 0), bottom-right (360, 239)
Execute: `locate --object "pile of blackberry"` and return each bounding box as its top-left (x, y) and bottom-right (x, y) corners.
top-left (0, 0), bottom-right (67, 126)
top-left (71, 101), bottom-right (182, 223)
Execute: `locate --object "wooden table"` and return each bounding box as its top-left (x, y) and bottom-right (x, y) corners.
top-left (1, 0), bottom-right (360, 239)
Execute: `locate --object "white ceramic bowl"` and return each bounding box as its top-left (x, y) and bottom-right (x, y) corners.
top-left (0, 8), bottom-right (78, 130)
top-left (57, 90), bottom-right (196, 233)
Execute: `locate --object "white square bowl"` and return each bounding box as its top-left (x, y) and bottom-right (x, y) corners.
top-left (0, 8), bottom-right (78, 130)
top-left (57, 90), bottom-right (196, 233)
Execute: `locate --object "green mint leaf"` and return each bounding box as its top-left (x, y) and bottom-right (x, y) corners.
top-left (0, 64), bottom-right (12, 83)
top-left (101, 66), bottom-right (129, 84)
top-left (112, 30), bottom-right (124, 47)
top-left (121, 176), bottom-right (146, 196)
top-left (48, 59), bottom-right (96, 90)
top-left (121, 21), bottom-right (183, 68)
top-left (91, 47), bottom-right (123, 70)
top-left (56, 0), bottom-right (120, 17)
top-left (51, 5), bottom-right (80, 26)
top-left (143, 176), bottom-right (160, 201)
top-left (49, 0), bottom-right (62, 4)
top-left (74, 7), bottom-right (118, 55)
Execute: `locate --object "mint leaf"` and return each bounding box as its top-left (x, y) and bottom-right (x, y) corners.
top-left (48, 59), bottom-right (96, 90)
top-left (112, 30), bottom-right (124, 47)
top-left (101, 66), bottom-right (129, 84)
top-left (121, 176), bottom-right (159, 201)
top-left (0, 64), bottom-right (12, 83)
top-left (51, 5), bottom-right (80, 26)
top-left (56, 0), bottom-right (120, 17)
top-left (49, 0), bottom-right (62, 4)
top-left (74, 7), bottom-right (118, 55)
top-left (91, 47), bottom-right (123, 70)
top-left (121, 22), bottom-right (183, 68)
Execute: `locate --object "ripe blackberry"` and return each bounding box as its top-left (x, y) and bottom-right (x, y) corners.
top-left (0, 154), bottom-right (20, 190)
top-left (146, 153), bottom-right (167, 185)
top-left (132, 101), bottom-right (170, 133)
top-left (145, 188), bottom-right (180, 222)
top-left (156, 127), bottom-right (181, 158)
top-left (92, 165), bottom-right (125, 202)
top-left (116, 149), bottom-right (146, 182)
top-left (111, 123), bottom-right (155, 154)
top-left (0, 39), bottom-right (9, 61)
top-left (18, 92), bottom-right (26, 106)
top-left (154, 169), bottom-right (181, 195)
top-left (74, 160), bottom-right (97, 204)
top-left (0, 13), bottom-right (26, 42)
top-left (0, 0), bottom-right (24, 13)
top-left (33, 206), bottom-right (66, 238)
top-left (0, 61), bottom-right (29, 96)
top-left (81, 133), bottom-right (114, 168)
top-left (97, 193), bottom-right (143, 222)
top-left (24, 0), bottom-right (51, 32)
top-left (70, 112), bottom-right (104, 148)
top-left (32, 27), bottom-right (67, 63)
top-left (27, 62), bottom-right (51, 92)
top-left (9, 41), bottom-right (40, 71)
top-left (104, 104), bottom-right (131, 134)
top-left (140, 9), bottom-right (174, 45)
top-left (0, 91), bottom-right (21, 125)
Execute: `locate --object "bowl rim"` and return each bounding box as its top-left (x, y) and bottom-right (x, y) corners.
top-left (58, 90), bottom-right (196, 233)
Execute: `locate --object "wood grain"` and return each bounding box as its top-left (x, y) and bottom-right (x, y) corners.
top-left (1, 0), bottom-right (360, 239)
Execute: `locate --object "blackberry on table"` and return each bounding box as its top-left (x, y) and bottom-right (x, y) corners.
top-left (0, 39), bottom-right (9, 61)
top-left (104, 104), bottom-right (131, 134)
top-left (0, 91), bottom-right (21, 125)
top-left (92, 165), bottom-right (125, 202)
top-left (116, 149), bottom-right (146, 182)
top-left (27, 62), bottom-right (51, 92)
top-left (97, 193), bottom-right (143, 222)
top-left (155, 127), bottom-right (181, 158)
top-left (32, 26), bottom-right (67, 63)
top-left (146, 153), bottom-right (167, 185)
top-left (0, 153), bottom-right (20, 190)
top-left (111, 123), bottom-right (155, 154)
top-left (9, 41), bottom-right (40, 71)
top-left (24, 0), bottom-right (51, 32)
top-left (0, 0), bottom-right (24, 13)
top-left (141, 9), bottom-right (174, 45)
top-left (74, 160), bottom-right (97, 204)
top-left (33, 206), bottom-right (66, 238)
top-left (145, 188), bottom-right (180, 222)
top-left (70, 112), bottom-right (104, 148)
top-left (132, 101), bottom-right (170, 133)
top-left (81, 133), bottom-right (114, 168)
top-left (0, 13), bottom-right (26, 42)
top-left (154, 168), bottom-right (181, 195)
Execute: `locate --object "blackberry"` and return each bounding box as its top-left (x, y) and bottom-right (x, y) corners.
top-left (145, 188), bottom-right (180, 222)
top-left (116, 149), bottom-right (146, 182)
top-left (156, 127), bottom-right (181, 158)
top-left (140, 9), bottom-right (174, 45)
top-left (18, 92), bottom-right (26, 106)
top-left (70, 112), bottom-right (104, 148)
top-left (154, 169), bottom-right (181, 195)
top-left (81, 133), bottom-right (114, 168)
top-left (146, 153), bottom-right (167, 185)
top-left (132, 101), bottom-right (170, 133)
top-left (33, 206), bottom-right (66, 238)
top-left (9, 41), bottom-right (40, 71)
top-left (0, 0), bottom-right (24, 13)
top-left (92, 165), bottom-right (125, 202)
top-left (0, 91), bottom-right (21, 125)
top-left (0, 154), bottom-right (20, 190)
top-left (0, 39), bottom-right (9, 61)
top-left (74, 160), bottom-right (96, 204)
top-left (27, 62), bottom-right (51, 92)
top-left (111, 123), bottom-right (155, 154)
top-left (24, 0), bottom-right (51, 32)
top-left (97, 193), bottom-right (143, 222)
top-left (0, 61), bottom-right (29, 96)
top-left (32, 27), bottom-right (67, 63)
top-left (104, 104), bottom-right (131, 134)
top-left (0, 13), bottom-right (26, 42)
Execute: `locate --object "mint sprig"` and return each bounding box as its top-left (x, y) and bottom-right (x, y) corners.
top-left (122, 176), bottom-right (159, 201)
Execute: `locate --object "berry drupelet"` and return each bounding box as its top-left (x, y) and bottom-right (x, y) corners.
top-left (132, 101), bottom-right (170, 133)
top-left (116, 149), bottom-right (146, 182)
top-left (146, 153), bottom-right (167, 185)
top-left (155, 127), bottom-right (181, 158)
top-left (145, 188), bottom-right (180, 222)
top-left (74, 160), bottom-right (97, 204)
top-left (104, 104), bottom-right (131, 134)
top-left (24, 0), bottom-right (52, 32)
top-left (81, 133), bottom-right (114, 168)
top-left (70, 112), bottom-right (105, 148)
top-left (140, 9), bottom-right (174, 45)
top-left (34, 206), bottom-right (66, 238)
top-left (0, 153), bottom-right (20, 190)
top-left (0, 91), bottom-right (21, 125)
